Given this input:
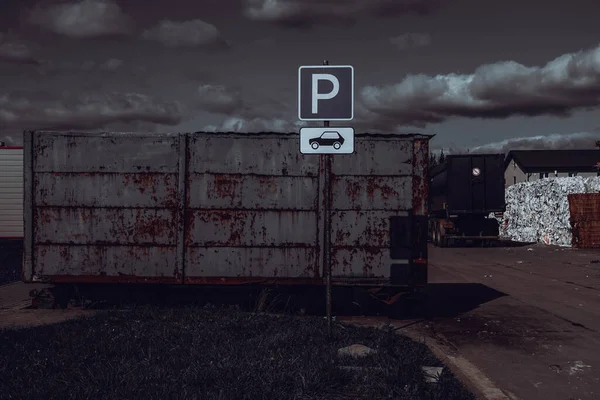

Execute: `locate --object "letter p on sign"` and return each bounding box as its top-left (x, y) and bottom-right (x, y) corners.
top-left (312, 74), bottom-right (339, 114)
top-left (298, 65), bottom-right (354, 121)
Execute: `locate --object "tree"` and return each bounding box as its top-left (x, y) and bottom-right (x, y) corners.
top-left (429, 152), bottom-right (438, 168)
top-left (438, 149), bottom-right (446, 164)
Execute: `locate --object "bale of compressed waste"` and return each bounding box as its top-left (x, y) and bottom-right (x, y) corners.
top-left (499, 176), bottom-right (600, 246)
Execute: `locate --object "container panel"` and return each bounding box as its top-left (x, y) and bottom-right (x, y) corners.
top-left (187, 174), bottom-right (317, 210)
top-left (331, 211), bottom-right (409, 247)
top-left (29, 131), bottom-right (184, 282)
top-left (331, 176), bottom-right (412, 210)
top-left (331, 138), bottom-right (413, 176)
top-left (328, 137), bottom-right (423, 283)
top-left (189, 135), bottom-right (319, 176)
top-left (332, 248), bottom-right (389, 278)
top-left (34, 133), bottom-right (179, 173)
top-left (33, 245), bottom-right (180, 278)
top-left (34, 173), bottom-right (179, 208)
top-left (186, 210), bottom-right (317, 247)
top-left (184, 247), bottom-right (318, 278)
top-left (35, 208), bottom-right (177, 245)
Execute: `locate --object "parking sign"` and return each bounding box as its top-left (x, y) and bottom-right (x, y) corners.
top-left (299, 127), bottom-right (355, 154)
top-left (298, 65), bottom-right (354, 121)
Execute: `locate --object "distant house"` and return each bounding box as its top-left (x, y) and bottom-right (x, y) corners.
top-left (504, 150), bottom-right (600, 188)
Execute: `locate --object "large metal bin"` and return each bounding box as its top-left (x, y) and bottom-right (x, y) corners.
top-left (568, 193), bottom-right (600, 248)
top-left (22, 131), bottom-right (430, 287)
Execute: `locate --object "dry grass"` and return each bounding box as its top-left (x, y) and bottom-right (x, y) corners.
top-left (0, 304), bottom-right (475, 400)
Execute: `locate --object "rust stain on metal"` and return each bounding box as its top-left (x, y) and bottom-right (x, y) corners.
top-left (412, 138), bottom-right (429, 216)
top-left (212, 174), bottom-right (242, 199)
top-left (36, 209), bottom-right (54, 224)
top-left (210, 210), bottom-right (246, 245)
top-left (37, 275), bottom-right (181, 284)
top-left (183, 277), bottom-right (322, 285)
top-left (341, 176), bottom-right (398, 204)
top-left (184, 211), bottom-right (195, 247)
top-left (361, 246), bottom-right (381, 275)
top-left (343, 177), bottom-right (362, 205)
top-left (332, 246), bottom-right (383, 277)
top-left (131, 209), bottom-right (176, 242)
top-left (58, 247), bottom-right (73, 263)
top-left (257, 176), bottom-right (278, 198)
top-left (122, 173), bottom-right (160, 195)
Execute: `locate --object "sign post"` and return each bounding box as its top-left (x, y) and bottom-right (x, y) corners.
top-left (322, 60), bottom-right (333, 339)
top-left (298, 60), bottom-right (354, 337)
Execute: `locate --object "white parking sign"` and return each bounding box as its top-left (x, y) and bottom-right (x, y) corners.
top-left (299, 127), bottom-right (354, 154)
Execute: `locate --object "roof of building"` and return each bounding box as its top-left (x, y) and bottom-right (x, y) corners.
top-left (505, 149), bottom-right (600, 172)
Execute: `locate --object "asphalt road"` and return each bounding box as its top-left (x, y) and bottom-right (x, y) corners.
top-left (414, 243), bottom-right (600, 400)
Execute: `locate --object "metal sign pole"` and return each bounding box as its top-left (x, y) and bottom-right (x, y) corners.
top-left (322, 59), bottom-right (332, 338)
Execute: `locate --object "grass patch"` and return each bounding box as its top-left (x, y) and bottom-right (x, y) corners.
top-left (0, 305), bottom-right (475, 400)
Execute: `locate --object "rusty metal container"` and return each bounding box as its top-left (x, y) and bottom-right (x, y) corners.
top-left (22, 131), bottom-right (430, 287)
top-left (568, 193), bottom-right (600, 248)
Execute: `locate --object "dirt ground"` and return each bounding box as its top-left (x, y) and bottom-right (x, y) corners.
top-left (409, 243), bottom-right (600, 400)
top-left (0, 282), bottom-right (95, 328)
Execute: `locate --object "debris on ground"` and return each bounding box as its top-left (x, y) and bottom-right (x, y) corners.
top-left (568, 361), bottom-right (592, 376)
top-left (422, 366), bottom-right (444, 383)
top-left (499, 177), bottom-right (600, 246)
top-left (337, 344), bottom-right (377, 358)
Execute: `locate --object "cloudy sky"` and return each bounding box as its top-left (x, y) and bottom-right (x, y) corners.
top-left (1, 0), bottom-right (600, 151)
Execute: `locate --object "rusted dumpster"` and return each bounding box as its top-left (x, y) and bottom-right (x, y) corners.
top-left (568, 193), bottom-right (600, 248)
top-left (22, 131), bottom-right (430, 288)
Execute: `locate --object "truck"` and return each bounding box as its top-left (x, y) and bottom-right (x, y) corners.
top-left (429, 153), bottom-right (505, 247)
top-left (22, 130), bottom-right (431, 307)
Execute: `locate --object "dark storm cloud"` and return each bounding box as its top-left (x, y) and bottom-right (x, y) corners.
top-left (0, 91), bottom-right (185, 131)
top-left (468, 132), bottom-right (600, 154)
top-left (203, 116), bottom-right (305, 133)
top-left (0, 34), bottom-right (40, 65)
top-left (195, 84), bottom-right (305, 132)
top-left (196, 84), bottom-right (243, 114)
top-left (27, 0), bottom-right (134, 38)
top-left (360, 44), bottom-right (600, 128)
top-left (141, 19), bottom-right (227, 48)
top-left (243, 0), bottom-right (439, 27)
top-left (389, 33), bottom-right (431, 50)
top-left (254, 37), bottom-right (276, 47)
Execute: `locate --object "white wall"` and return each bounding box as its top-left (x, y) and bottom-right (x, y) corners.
top-left (0, 148), bottom-right (24, 238)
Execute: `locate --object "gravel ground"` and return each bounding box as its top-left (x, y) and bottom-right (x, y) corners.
top-left (0, 305), bottom-right (475, 400)
top-left (0, 241), bottom-right (22, 286)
